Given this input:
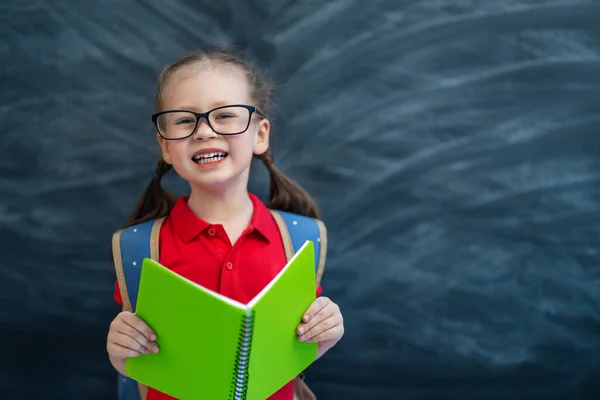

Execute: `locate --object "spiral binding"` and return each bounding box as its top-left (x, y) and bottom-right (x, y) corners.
top-left (229, 310), bottom-right (255, 400)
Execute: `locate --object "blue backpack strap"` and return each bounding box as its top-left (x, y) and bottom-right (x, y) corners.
top-left (112, 218), bottom-right (164, 312)
top-left (269, 210), bottom-right (328, 285)
top-left (270, 209), bottom-right (327, 399)
top-left (111, 217), bottom-right (165, 400)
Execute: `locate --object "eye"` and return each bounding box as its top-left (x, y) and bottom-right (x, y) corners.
top-left (175, 118), bottom-right (195, 125)
top-left (216, 113), bottom-right (236, 119)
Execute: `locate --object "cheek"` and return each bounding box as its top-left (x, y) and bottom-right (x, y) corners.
top-left (166, 143), bottom-right (189, 165)
top-left (227, 135), bottom-right (255, 160)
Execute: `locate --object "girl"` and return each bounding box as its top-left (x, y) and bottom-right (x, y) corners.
top-left (105, 48), bottom-right (344, 400)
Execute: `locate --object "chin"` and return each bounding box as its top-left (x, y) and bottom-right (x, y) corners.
top-left (186, 170), bottom-right (241, 191)
top-left (175, 159), bottom-right (250, 191)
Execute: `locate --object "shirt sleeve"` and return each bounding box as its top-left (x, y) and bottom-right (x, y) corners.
top-left (113, 280), bottom-right (123, 306)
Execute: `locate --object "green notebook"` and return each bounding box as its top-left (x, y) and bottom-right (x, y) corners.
top-left (125, 240), bottom-right (318, 400)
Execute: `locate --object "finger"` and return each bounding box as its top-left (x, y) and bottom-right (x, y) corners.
top-left (297, 301), bottom-right (337, 335)
top-left (108, 342), bottom-right (144, 358)
top-left (114, 332), bottom-right (152, 355)
top-left (116, 324), bottom-right (158, 354)
top-left (109, 333), bottom-right (148, 355)
top-left (122, 312), bottom-right (156, 342)
top-left (301, 297), bottom-right (330, 324)
top-left (304, 324), bottom-right (344, 343)
top-left (298, 312), bottom-right (341, 342)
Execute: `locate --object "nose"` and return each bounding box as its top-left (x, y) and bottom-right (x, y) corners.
top-left (192, 117), bottom-right (218, 140)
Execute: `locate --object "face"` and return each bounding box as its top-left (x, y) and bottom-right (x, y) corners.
top-left (157, 63), bottom-right (270, 192)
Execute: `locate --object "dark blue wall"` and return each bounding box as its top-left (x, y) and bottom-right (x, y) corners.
top-left (1, 1), bottom-right (599, 399)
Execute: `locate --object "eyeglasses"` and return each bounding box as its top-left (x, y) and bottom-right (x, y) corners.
top-left (151, 104), bottom-right (264, 140)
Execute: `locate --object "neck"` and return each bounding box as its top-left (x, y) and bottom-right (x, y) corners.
top-left (186, 179), bottom-right (253, 226)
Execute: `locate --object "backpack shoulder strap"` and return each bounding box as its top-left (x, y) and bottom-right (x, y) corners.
top-left (271, 210), bottom-right (326, 399)
top-left (110, 217), bottom-right (165, 400)
top-left (269, 210), bottom-right (327, 285)
top-left (111, 217), bottom-right (165, 312)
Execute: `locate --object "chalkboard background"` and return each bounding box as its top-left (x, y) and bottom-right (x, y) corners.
top-left (2, 1), bottom-right (599, 399)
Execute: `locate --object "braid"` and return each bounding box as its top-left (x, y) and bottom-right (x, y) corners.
top-left (257, 151), bottom-right (320, 219)
top-left (123, 158), bottom-right (176, 228)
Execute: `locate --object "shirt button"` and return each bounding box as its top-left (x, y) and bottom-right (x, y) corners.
top-left (226, 262), bottom-right (233, 270)
top-left (208, 228), bottom-right (216, 236)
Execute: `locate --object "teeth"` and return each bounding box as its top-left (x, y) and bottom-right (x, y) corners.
top-left (193, 152), bottom-right (226, 159)
top-left (193, 152), bottom-right (227, 164)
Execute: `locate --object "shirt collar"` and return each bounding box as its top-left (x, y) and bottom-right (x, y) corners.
top-left (169, 194), bottom-right (273, 244)
top-left (248, 193), bottom-right (273, 243)
top-left (169, 196), bottom-right (211, 244)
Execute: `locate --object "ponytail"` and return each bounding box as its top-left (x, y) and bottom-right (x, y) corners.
top-left (257, 151), bottom-right (321, 219)
top-left (123, 158), bottom-right (177, 228)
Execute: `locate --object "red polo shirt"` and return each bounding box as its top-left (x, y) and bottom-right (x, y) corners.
top-left (114, 193), bottom-right (322, 400)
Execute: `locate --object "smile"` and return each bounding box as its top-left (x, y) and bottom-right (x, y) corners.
top-left (192, 152), bottom-right (228, 165)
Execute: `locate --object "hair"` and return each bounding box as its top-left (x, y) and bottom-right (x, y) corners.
top-left (123, 47), bottom-right (320, 228)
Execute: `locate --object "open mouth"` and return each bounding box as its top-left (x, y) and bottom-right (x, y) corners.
top-left (192, 151), bottom-right (228, 165)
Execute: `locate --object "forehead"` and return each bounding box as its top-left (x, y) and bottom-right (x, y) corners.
top-left (161, 63), bottom-right (251, 110)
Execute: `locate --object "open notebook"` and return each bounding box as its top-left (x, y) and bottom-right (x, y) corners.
top-left (125, 240), bottom-right (318, 400)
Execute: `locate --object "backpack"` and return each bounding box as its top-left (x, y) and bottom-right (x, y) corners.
top-left (111, 209), bottom-right (327, 400)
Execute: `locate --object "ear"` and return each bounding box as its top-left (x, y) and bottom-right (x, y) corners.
top-left (253, 118), bottom-right (270, 156)
top-left (157, 134), bottom-right (173, 165)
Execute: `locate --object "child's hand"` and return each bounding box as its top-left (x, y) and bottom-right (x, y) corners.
top-left (297, 297), bottom-right (344, 357)
top-left (107, 311), bottom-right (159, 360)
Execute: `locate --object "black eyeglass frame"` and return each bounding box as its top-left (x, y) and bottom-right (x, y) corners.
top-left (151, 104), bottom-right (264, 140)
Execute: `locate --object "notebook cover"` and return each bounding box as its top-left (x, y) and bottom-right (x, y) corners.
top-left (125, 259), bottom-right (248, 399)
top-left (125, 241), bottom-right (318, 399)
top-left (246, 241), bottom-right (319, 399)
